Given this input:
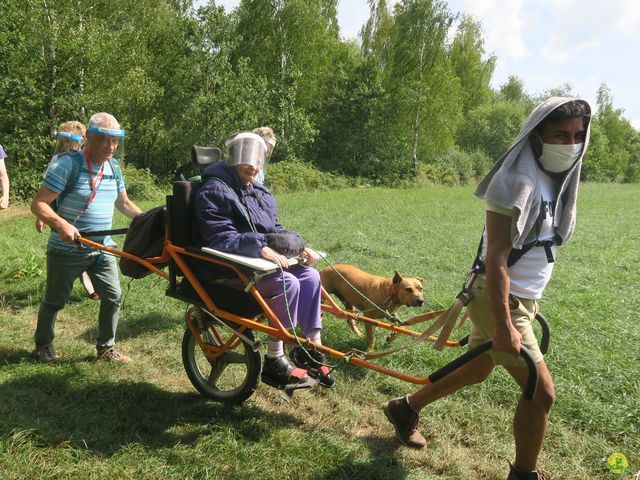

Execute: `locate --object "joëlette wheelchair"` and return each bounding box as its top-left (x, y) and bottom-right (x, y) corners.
top-left (77, 146), bottom-right (544, 405)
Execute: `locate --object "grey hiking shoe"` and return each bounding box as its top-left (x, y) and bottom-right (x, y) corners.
top-left (507, 462), bottom-right (550, 480)
top-left (96, 346), bottom-right (132, 363)
top-left (33, 343), bottom-right (61, 363)
top-left (383, 395), bottom-right (427, 449)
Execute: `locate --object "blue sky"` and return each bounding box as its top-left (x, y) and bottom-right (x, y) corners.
top-left (201, 0), bottom-right (640, 129)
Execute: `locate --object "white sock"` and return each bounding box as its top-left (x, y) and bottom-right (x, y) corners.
top-left (306, 329), bottom-right (322, 345)
top-left (267, 337), bottom-right (284, 358)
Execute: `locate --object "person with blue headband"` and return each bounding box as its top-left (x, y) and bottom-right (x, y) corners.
top-left (35, 120), bottom-right (99, 301)
top-left (31, 112), bottom-right (142, 363)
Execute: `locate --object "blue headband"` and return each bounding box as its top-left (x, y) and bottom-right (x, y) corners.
top-left (56, 131), bottom-right (83, 144)
top-left (87, 125), bottom-right (125, 137)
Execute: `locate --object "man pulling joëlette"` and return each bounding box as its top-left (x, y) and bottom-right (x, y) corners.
top-left (31, 112), bottom-right (142, 363)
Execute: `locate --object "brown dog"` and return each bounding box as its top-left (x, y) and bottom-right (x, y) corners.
top-left (319, 264), bottom-right (424, 350)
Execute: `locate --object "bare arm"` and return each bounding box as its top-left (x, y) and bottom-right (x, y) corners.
top-left (30, 186), bottom-right (79, 243)
top-left (484, 210), bottom-right (523, 356)
top-left (0, 158), bottom-right (9, 209)
top-left (115, 190), bottom-right (143, 219)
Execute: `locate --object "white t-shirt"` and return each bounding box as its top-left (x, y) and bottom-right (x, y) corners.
top-left (481, 171), bottom-right (558, 299)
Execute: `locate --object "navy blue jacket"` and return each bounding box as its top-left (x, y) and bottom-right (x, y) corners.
top-left (192, 162), bottom-right (299, 280)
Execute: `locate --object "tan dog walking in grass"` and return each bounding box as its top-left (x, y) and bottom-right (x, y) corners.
top-left (320, 264), bottom-right (424, 350)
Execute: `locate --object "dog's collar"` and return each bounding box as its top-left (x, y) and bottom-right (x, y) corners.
top-left (387, 284), bottom-right (398, 304)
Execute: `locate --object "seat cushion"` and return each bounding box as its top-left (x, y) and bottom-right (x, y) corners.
top-left (168, 278), bottom-right (262, 318)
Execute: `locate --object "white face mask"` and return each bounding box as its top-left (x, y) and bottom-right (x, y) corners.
top-left (539, 142), bottom-right (584, 173)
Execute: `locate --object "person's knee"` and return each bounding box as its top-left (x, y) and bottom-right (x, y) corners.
top-left (41, 296), bottom-right (66, 311)
top-left (283, 273), bottom-right (301, 294)
top-left (534, 381), bottom-right (555, 412)
top-left (306, 267), bottom-right (321, 283)
top-left (95, 285), bottom-right (121, 304)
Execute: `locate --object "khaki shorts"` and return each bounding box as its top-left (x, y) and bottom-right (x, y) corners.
top-left (467, 276), bottom-right (544, 367)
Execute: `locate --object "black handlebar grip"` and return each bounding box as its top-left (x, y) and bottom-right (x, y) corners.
top-left (535, 313), bottom-right (551, 355)
top-left (428, 340), bottom-right (539, 401)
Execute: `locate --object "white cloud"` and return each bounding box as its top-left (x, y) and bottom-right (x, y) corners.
top-left (454, 0), bottom-right (531, 61)
top-left (540, 39), bottom-right (599, 64)
top-left (617, 0), bottom-right (640, 33)
top-left (538, 0), bottom-right (640, 63)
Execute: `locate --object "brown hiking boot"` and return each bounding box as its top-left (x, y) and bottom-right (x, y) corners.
top-left (33, 343), bottom-right (61, 363)
top-left (507, 462), bottom-right (550, 480)
top-left (97, 346), bottom-right (132, 363)
top-left (383, 395), bottom-right (427, 449)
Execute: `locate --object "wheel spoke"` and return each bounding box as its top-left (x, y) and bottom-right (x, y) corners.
top-left (207, 359), bottom-right (227, 386)
top-left (223, 350), bottom-right (249, 365)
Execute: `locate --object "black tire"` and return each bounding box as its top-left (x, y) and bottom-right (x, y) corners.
top-left (181, 312), bottom-right (261, 405)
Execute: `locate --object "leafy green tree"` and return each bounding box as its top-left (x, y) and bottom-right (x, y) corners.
top-left (497, 75), bottom-right (528, 104)
top-left (449, 14), bottom-right (496, 113)
top-left (594, 83), bottom-right (639, 181)
top-left (234, 0), bottom-right (340, 159)
top-left (386, 0), bottom-right (461, 174)
top-left (456, 100), bottom-right (527, 161)
top-left (581, 120), bottom-right (614, 182)
top-left (312, 49), bottom-right (389, 177)
top-left (361, 0), bottom-right (395, 71)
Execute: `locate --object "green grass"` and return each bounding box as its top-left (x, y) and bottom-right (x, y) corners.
top-left (1, 184), bottom-right (638, 480)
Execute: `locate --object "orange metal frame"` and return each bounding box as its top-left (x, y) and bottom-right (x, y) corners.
top-left (79, 236), bottom-right (462, 385)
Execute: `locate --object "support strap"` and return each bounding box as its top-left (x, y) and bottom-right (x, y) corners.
top-left (365, 273), bottom-right (478, 360)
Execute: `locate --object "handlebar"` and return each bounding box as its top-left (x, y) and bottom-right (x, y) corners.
top-left (428, 340), bottom-right (539, 400)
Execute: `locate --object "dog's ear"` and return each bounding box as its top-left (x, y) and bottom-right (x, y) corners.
top-left (393, 271), bottom-right (403, 283)
top-left (416, 277), bottom-right (424, 282)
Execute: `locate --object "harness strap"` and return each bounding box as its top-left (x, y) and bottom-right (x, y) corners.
top-left (364, 302), bottom-right (462, 359)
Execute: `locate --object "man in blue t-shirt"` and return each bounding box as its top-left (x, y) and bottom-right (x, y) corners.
top-left (31, 112), bottom-right (143, 363)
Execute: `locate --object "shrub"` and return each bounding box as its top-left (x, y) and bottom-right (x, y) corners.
top-left (265, 159), bottom-right (352, 193)
top-left (7, 165), bottom-right (43, 203)
top-left (420, 148), bottom-right (492, 187)
top-left (416, 162), bottom-right (460, 187)
top-left (121, 163), bottom-right (167, 201)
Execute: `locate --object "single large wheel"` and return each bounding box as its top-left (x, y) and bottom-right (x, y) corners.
top-left (182, 307), bottom-right (261, 405)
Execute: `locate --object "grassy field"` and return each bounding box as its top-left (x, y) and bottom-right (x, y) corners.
top-left (1, 184), bottom-right (638, 480)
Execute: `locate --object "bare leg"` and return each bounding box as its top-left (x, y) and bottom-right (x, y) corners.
top-left (504, 360), bottom-right (555, 472)
top-left (408, 352), bottom-right (494, 411)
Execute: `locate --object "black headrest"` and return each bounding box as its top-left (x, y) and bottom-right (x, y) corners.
top-left (191, 145), bottom-right (221, 166)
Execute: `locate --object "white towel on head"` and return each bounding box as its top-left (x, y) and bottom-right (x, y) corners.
top-left (474, 97), bottom-right (591, 248)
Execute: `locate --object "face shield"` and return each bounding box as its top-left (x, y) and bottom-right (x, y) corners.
top-left (54, 131), bottom-right (84, 156)
top-left (225, 133), bottom-right (267, 169)
top-left (86, 124), bottom-right (126, 161)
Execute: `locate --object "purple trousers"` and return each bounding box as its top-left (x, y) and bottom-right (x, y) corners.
top-left (254, 265), bottom-right (323, 335)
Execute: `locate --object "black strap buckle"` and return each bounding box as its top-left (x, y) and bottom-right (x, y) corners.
top-left (536, 240), bottom-right (555, 263)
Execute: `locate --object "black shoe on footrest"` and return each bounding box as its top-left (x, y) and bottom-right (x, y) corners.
top-left (261, 355), bottom-right (311, 389)
top-left (290, 347), bottom-right (336, 388)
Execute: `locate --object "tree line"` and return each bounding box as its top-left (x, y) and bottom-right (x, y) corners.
top-left (1, 0), bottom-right (638, 201)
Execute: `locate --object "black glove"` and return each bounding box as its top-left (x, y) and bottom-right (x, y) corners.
top-left (265, 233), bottom-right (305, 257)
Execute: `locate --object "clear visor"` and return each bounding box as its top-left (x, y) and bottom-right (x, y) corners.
top-left (87, 125), bottom-right (125, 160)
top-left (225, 134), bottom-right (267, 168)
top-left (54, 131), bottom-right (84, 155)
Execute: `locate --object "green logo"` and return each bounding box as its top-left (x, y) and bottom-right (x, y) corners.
top-left (607, 452), bottom-right (629, 475)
